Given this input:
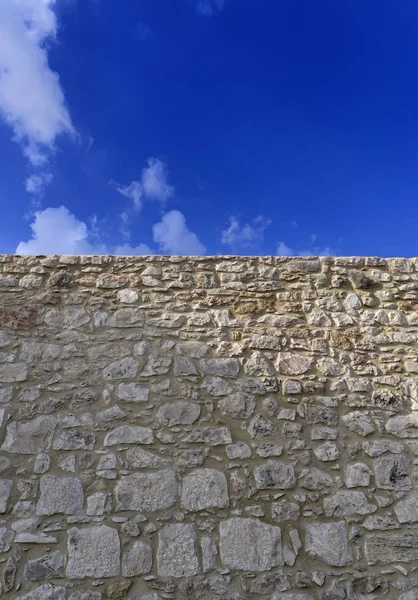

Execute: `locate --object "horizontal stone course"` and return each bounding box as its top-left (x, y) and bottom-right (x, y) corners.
top-left (1, 254), bottom-right (418, 598)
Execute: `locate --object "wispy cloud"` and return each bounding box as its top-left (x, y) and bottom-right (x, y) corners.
top-left (25, 172), bottom-right (53, 197)
top-left (0, 0), bottom-right (75, 166)
top-left (115, 158), bottom-right (174, 212)
top-left (153, 210), bottom-right (206, 255)
top-left (221, 215), bottom-right (271, 249)
top-left (276, 240), bottom-right (335, 257)
top-left (193, 0), bottom-right (225, 17)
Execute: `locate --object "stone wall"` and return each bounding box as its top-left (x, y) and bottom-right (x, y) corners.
top-left (0, 255), bottom-right (418, 599)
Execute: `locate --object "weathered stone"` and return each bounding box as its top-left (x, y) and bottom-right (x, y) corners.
top-left (226, 442), bottom-right (251, 459)
top-left (277, 353), bottom-right (314, 375)
top-left (140, 355), bottom-right (171, 376)
top-left (157, 524), bottom-right (199, 577)
top-left (0, 479), bottom-right (12, 512)
top-left (314, 442), bottom-right (340, 461)
top-left (219, 517), bottom-right (282, 571)
top-left (272, 500), bottom-right (300, 522)
top-left (200, 358), bottom-right (240, 377)
top-left (103, 357), bottom-right (139, 380)
top-left (106, 308), bottom-right (144, 327)
top-left (386, 414), bottom-right (418, 438)
top-left (345, 463), bottom-right (372, 488)
top-left (181, 469), bottom-right (229, 510)
top-left (304, 404), bottom-right (338, 426)
top-left (116, 470), bottom-right (177, 512)
top-left (395, 492), bottom-right (418, 523)
top-left (21, 341), bottom-right (60, 362)
top-left (24, 551), bottom-right (65, 581)
top-left (156, 401), bottom-right (201, 426)
top-left (53, 429), bottom-right (95, 450)
top-left (36, 475), bottom-right (83, 515)
top-left (67, 525), bottom-right (120, 578)
top-left (125, 447), bottom-right (171, 469)
top-left (86, 492), bottom-right (112, 516)
top-left (1, 416), bottom-right (57, 454)
top-left (218, 392), bottom-right (256, 418)
top-left (0, 362), bottom-right (28, 382)
top-left (44, 307), bottom-right (90, 329)
top-left (201, 536), bottom-right (218, 573)
top-left (116, 383), bottom-right (149, 403)
top-left (248, 414), bottom-right (276, 438)
top-left (324, 491), bottom-right (376, 517)
top-left (374, 454), bottom-right (411, 490)
top-left (104, 426), bottom-right (154, 446)
top-left (365, 531), bottom-right (418, 564)
top-left (181, 427), bottom-right (232, 445)
top-left (0, 527), bottom-right (14, 552)
top-left (305, 522), bottom-right (351, 566)
top-left (174, 356), bottom-right (198, 376)
top-left (122, 541), bottom-right (152, 576)
top-left (254, 461), bottom-right (296, 489)
top-left (342, 411), bottom-right (375, 436)
top-left (16, 584), bottom-right (66, 600)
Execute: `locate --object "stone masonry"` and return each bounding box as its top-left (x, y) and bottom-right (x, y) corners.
top-left (0, 254), bottom-right (418, 598)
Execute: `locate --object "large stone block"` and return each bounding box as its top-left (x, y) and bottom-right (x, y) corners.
top-left (1, 416), bottom-right (57, 454)
top-left (305, 522), bottom-right (351, 566)
top-left (157, 524), bottom-right (199, 577)
top-left (181, 469), bottom-right (229, 511)
top-left (67, 525), bottom-right (120, 579)
top-left (116, 470), bottom-right (177, 512)
top-left (36, 475), bottom-right (83, 515)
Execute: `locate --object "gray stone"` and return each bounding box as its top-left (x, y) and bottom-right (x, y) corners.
top-left (15, 533), bottom-right (57, 544)
top-left (324, 491), bottom-right (376, 517)
top-left (34, 453), bottom-right (51, 474)
top-left (17, 584), bottom-right (66, 600)
top-left (0, 362), bottom-right (28, 382)
top-left (218, 392), bottom-right (256, 418)
top-left (314, 441), bottom-right (340, 461)
top-left (116, 383), bottom-right (149, 403)
top-left (304, 404), bottom-right (338, 426)
top-left (157, 524), bottom-right (199, 577)
top-left (86, 492), bottom-right (112, 516)
top-left (305, 522), bottom-right (351, 566)
top-left (21, 341), bottom-right (60, 362)
top-left (219, 517), bottom-right (282, 571)
top-left (226, 442), bottom-right (251, 459)
top-left (69, 594), bottom-right (102, 600)
top-left (0, 527), bottom-right (14, 552)
top-left (125, 447), bottom-right (171, 469)
top-left (67, 525), bottom-right (120, 578)
top-left (0, 479), bottom-right (12, 512)
top-left (395, 492), bottom-right (418, 523)
top-left (44, 307), bottom-right (90, 328)
top-left (374, 454), bottom-right (411, 490)
top-left (181, 427), bottom-right (232, 445)
top-left (386, 414), bottom-right (418, 438)
top-left (277, 353), bottom-right (314, 375)
top-left (342, 411), bottom-right (375, 436)
top-left (116, 470), bottom-right (177, 512)
top-left (248, 414), bottom-right (276, 438)
top-left (122, 541), bottom-right (152, 576)
top-left (181, 469), bottom-right (229, 510)
top-left (1, 416), bottom-right (57, 454)
top-left (345, 463), bottom-right (372, 488)
top-left (53, 429), bottom-right (95, 450)
top-left (365, 531), bottom-right (418, 564)
top-left (156, 401), bottom-right (201, 426)
top-left (256, 443), bottom-right (283, 457)
top-left (174, 356), bottom-right (198, 376)
top-left (272, 500), bottom-right (300, 522)
top-left (36, 475), bottom-right (83, 515)
top-left (104, 425), bottom-right (154, 446)
top-left (254, 460), bottom-right (296, 489)
top-left (140, 355), bottom-right (171, 376)
top-left (24, 551), bottom-right (65, 581)
top-left (103, 357), bottom-right (139, 380)
top-left (200, 358), bottom-right (239, 377)
top-left (311, 426), bottom-right (338, 440)
top-left (201, 536), bottom-right (217, 573)
top-left (107, 308), bottom-right (144, 327)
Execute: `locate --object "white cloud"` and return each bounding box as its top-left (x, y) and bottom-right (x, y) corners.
top-left (194, 0), bottom-right (225, 16)
top-left (16, 206), bottom-right (152, 255)
top-left (25, 172), bottom-right (53, 196)
top-left (276, 240), bottom-right (334, 257)
top-left (221, 215), bottom-right (271, 248)
top-left (116, 158), bottom-right (174, 211)
top-left (0, 0), bottom-right (74, 166)
top-left (153, 210), bottom-right (206, 255)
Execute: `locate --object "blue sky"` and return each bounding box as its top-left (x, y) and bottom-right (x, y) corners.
top-left (1, 0), bottom-right (417, 256)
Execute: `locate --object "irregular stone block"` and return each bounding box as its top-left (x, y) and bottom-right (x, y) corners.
top-left (53, 429), bottom-right (95, 450)
top-left (374, 454), bottom-right (411, 490)
top-left (116, 383), bottom-right (149, 402)
top-left (218, 392), bottom-right (256, 418)
top-left (156, 401), bottom-right (201, 426)
top-left (1, 416), bottom-right (57, 454)
top-left (305, 522), bottom-right (351, 566)
top-left (122, 541), bottom-right (152, 576)
top-left (219, 517), bottom-right (282, 571)
top-left (181, 427), bottom-right (232, 445)
top-left (248, 414), bottom-right (276, 438)
top-left (342, 411), bottom-right (375, 436)
top-left (103, 357), bottom-right (139, 380)
top-left (24, 551), bottom-right (65, 581)
top-left (44, 307), bottom-right (90, 328)
top-left (0, 479), bottom-right (12, 512)
top-left (125, 447), bottom-right (171, 469)
top-left (365, 531), bottom-right (418, 565)
top-left (277, 353), bottom-right (314, 375)
top-left (200, 358), bottom-right (240, 376)
top-left (324, 491), bottom-right (376, 517)
top-left (226, 442), bottom-right (251, 459)
top-left (16, 584), bottom-right (66, 600)
top-left (181, 469), bottom-right (229, 510)
top-left (36, 475), bottom-right (83, 515)
top-left (345, 463), bottom-right (372, 488)
top-left (104, 425), bottom-right (154, 446)
top-left (395, 492), bottom-right (418, 523)
top-left (116, 470), bottom-right (177, 512)
top-left (0, 527), bottom-right (14, 552)
top-left (67, 525), bottom-right (120, 579)
top-left (0, 362), bottom-right (28, 382)
top-left (201, 536), bottom-right (218, 573)
top-left (386, 414), bottom-right (418, 438)
top-left (271, 500), bottom-right (300, 522)
top-left (254, 460), bottom-right (296, 489)
top-left (314, 442), bottom-right (340, 461)
top-left (157, 524), bottom-right (199, 577)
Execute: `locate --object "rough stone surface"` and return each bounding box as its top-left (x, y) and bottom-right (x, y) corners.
top-left (2, 254), bottom-right (418, 598)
